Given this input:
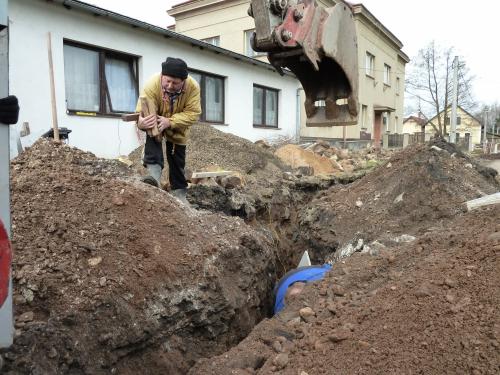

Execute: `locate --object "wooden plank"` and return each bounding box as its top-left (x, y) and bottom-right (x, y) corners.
top-left (121, 113), bottom-right (139, 122)
top-left (140, 96), bottom-right (162, 142)
top-left (47, 32), bottom-right (60, 143)
top-left (466, 192), bottom-right (500, 211)
top-left (191, 171), bottom-right (233, 179)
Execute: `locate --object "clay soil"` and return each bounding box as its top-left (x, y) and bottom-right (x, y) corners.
top-left (2, 128), bottom-right (500, 374)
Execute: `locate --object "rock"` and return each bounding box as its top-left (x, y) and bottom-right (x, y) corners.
top-left (99, 277), bottom-right (107, 287)
top-left (21, 288), bottom-right (34, 303)
top-left (272, 340), bottom-right (282, 353)
top-left (337, 149), bottom-right (349, 160)
top-left (328, 328), bottom-right (351, 342)
top-left (112, 195), bottom-right (125, 206)
top-left (414, 285), bottom-right (432, 298)
top-left (254, 139), bottom-right (271, 149)
top-left (430, 145), bottom-right (443, 152)
top-left (386, 162), bottom-right (392, 168)
top-left (220, 175), bottom-right (243, 189)
top-left (355, 199), bottom-right (363, 208)
top-left (88, 256), bottom-right (102, 267)
top-left (444, 278), bottom-right (457, 288)
top-left (272, 353), bottom-right (289, 369)
top-left (299, 307), bottom-right (315, 321)
top-left (332, 285), bottom-right (346, 296)
top-left (465, 163), bottom-right (473, 169)
top-left (18, 311), bottom-right (34, 323)
top-left (48, 347), bottom-right (58, 359)
top-left (394, 192), bottom-right (404, 204)
top-left (300, 372), bottom-right (309, 375)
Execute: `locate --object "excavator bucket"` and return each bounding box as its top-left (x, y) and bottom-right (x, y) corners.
top-left (249, 0), bottom-right (358, 127)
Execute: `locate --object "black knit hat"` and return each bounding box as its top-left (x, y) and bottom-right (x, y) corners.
top-left (161, 57), bottom-right (188, 80)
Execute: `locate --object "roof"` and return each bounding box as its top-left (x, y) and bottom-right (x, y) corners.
top-left (403, 116), bottom-right (427, 126)
top-left (429, 105), bottom-right (482, 125)
top-left (350, 3), bottom-right (410, 63)
top-left (58, 0), bottom-right (291, 76)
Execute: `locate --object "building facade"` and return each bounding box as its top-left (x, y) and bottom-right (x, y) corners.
top-left (169, 0), bottom-right (409, 147)
top-left (8, 0), bottom-right (300, 158)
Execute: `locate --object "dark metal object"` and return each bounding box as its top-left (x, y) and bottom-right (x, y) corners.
top-left (42, 127), bottom-right (72, 141)
top-left (250, 0), bottom-right (359, 127)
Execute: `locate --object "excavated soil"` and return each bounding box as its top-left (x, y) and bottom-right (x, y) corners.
top-left (3, 140), bottom-right (281, 374)
top-left (297, 140), bottom-right (499, 261)
top-left (2, 129), bottom-right (500, 374)
top-left (190, 205), bottom-right (500, 375)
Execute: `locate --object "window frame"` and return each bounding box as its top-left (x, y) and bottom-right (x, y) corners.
top-left (188, 68), bottom-right (225, 124)
top-left (253, 84), bottom-right (279, 128)
top-left (383, 64), bottom-right (391, 86)
top-left (63, 40), bottom-right (139, 117)
top-left (365, 52), bottom-right (375, 78)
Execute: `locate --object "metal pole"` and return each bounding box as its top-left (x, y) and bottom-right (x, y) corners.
top-left (0, 0), bottom-right (13, 348)
top-left (483, 110), bottom-right (489, 154)
top-left (449, 56), bottom-right (458, 144)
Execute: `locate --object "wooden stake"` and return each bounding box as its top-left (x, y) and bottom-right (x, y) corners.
top-left (47, 32), bottom-right (60, 143)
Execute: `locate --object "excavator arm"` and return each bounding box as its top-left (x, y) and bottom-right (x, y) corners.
top-left (249, 0), bottom-right (359, 127)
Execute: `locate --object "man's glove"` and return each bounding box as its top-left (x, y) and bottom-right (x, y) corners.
top-left (0, 95), bottom-right (19, 125)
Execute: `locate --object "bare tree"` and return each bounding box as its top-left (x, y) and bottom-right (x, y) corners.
top-left (406, 41), bottom-right (476, 137)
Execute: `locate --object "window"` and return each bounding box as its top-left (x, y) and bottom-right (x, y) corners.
top-left (384, 64), bottom-right (391, 85)
top-left (63, 41), bottom-right (138, 115)
top-left (201, 36), bottom-right (220, 47)
top-left (189, 70), bottom-right (224, 123)
top-left (365, 52), bottom-right (375, 77)
top-left (253, 85), bottom-right (278, 127)
top-left (245, 29), bottom-right (265, 57)
top-left (444, 116), bottom-right (461, 126)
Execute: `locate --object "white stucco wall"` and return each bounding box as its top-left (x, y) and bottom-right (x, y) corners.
top-left (8, 0), bottom-right (300, 158)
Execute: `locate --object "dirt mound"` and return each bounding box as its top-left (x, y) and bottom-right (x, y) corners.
top-left (4, 139), bottom-right (280, 374)
top-left (189, 205), bottom-right (500, 374)
top-left (129, 123), bottom-right (288, 175)
top-left (298, 142), bottom-right (499, 258)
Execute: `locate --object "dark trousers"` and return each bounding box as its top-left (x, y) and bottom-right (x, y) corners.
top-left (143, 135), bottom-right (187, 190)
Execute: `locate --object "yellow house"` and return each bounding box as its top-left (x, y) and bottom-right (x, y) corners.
top-left (426, 106), bottom-right (482, 146)
top-left (168, 0), bottom-right (409, 147)
top-left (402, 114), bottom-right (427, 134)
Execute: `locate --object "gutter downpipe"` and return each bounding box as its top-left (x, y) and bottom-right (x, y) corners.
top-left (296, 87), bottom-right (302, 143)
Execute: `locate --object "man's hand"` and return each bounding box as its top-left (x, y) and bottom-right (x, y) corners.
top-left (137, 114), bottom-right (157, 130)
top-left (157, 116), bottom-right (171, 132)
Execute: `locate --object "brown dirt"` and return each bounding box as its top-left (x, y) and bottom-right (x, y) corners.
top-left (128, 123), bottom-right (289, 176)
top-left (3, 139), bottom-right (281, 374)
top-left (190, 205), bottom-right (500, 374)
top-left (297, 141), bottom-right (499, 261)
top-left (3, 131), bottom-right (500, 375)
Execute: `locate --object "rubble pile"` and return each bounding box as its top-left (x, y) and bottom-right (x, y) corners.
top-left (274, 140), bottom-right (393, 176)
top-left (4, 139), bottom-right (281, 374)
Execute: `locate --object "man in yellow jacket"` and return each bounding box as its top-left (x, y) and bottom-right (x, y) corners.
top-left (136, 57), bottom-right (201, 202)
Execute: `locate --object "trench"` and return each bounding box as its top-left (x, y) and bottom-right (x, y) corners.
top-left (153, 175), bottom-right (351, 374)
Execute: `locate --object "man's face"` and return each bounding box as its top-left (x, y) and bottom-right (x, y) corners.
top-left (161, 75), bottom-right (184, 94)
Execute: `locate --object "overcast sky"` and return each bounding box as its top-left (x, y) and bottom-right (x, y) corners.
top-left (86, 0), bottom-right (498, 106)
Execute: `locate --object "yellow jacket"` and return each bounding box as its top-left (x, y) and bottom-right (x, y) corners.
top-left (136, 73), bottom-right (201, 145)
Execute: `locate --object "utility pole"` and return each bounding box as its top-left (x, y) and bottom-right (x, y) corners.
top-left (449, 56), bottom-right (459, 144)
top-left (0, 0), bottom-right (13, 348)
top-left (483, 109), bottom-right (489, 154)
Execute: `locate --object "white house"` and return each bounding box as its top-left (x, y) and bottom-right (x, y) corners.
top-left (7, 0), bottom-right (300, 158)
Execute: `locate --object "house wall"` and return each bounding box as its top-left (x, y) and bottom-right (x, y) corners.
top-left (8, 0), bottom-right (299, 158)
top-left (402, 119), bottom-right (423, 134)
top-left (171, 0), bottom-right (407, 144)
top-left (426, 107), bottom-right (482, 145)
